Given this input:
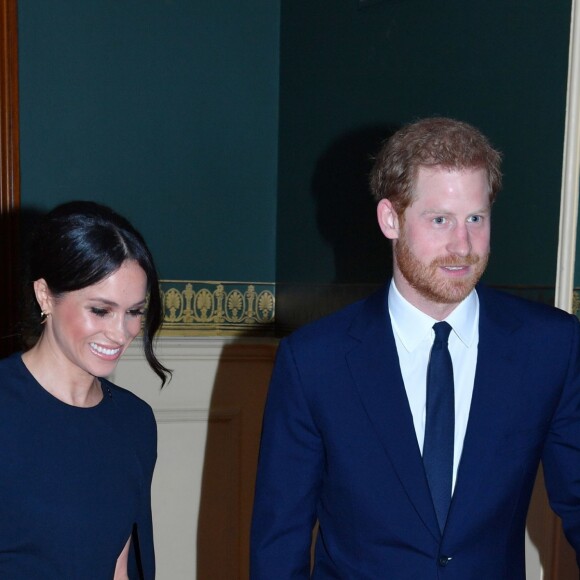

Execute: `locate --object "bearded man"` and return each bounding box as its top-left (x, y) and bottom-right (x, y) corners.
top-left (251, 117), bottom-right (580, 579)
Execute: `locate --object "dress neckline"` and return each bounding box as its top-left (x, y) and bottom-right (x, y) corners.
top-left (16, 353), bottom-right (111, 411)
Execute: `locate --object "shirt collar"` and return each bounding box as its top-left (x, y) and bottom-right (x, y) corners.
top-left (388, 280), bottom-right (479, 352)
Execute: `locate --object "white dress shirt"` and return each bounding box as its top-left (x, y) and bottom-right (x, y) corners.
top-left (388, 280), bottom-right (479, 492)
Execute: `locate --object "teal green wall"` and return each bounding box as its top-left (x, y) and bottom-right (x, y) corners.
top-left (276, 0), bottom-right (571, 287)
top-left (18, 0), bottom-right (280, 282)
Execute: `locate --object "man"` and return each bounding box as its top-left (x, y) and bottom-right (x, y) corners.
top-left (251, 118), bottom-right (580, 579)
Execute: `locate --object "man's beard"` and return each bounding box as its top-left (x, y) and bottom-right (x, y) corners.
top-left (394, 236), bottom-right (489, 305)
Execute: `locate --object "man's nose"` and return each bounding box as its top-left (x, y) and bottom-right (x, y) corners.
top-left (447, 224), bottom-right (471, 257)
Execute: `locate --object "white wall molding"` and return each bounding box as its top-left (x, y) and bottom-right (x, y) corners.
top-left (121, 335), bottom-right (278, 362)
top-left (153, 408), bottom-right (209, 423)
top-left (153, 407), bottom-right (241, 424)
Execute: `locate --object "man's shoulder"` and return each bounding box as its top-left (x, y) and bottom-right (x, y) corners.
top-left (285, 286), bottom-right (386, 348)
top-left (477, 284), bottom-right (577, 327)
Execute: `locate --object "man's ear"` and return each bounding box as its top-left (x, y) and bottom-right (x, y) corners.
top-left (377, 199), bottom-right (401, 240)
top-left (33, 279), bottom-right (53, 315)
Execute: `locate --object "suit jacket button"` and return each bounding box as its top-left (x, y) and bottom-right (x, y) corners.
top-left (438, 556), bottom-right (451, 566)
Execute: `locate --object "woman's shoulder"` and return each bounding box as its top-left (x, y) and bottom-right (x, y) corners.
top-left (101, 379), bottom-right (157, 466)
top-left (101, 378), bottom-right (155, 422)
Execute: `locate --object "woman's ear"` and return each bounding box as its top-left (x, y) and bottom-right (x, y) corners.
top-left (377, 199), bottom-right (401, 240)
top-left (33, 279), bottom-right (53, 315)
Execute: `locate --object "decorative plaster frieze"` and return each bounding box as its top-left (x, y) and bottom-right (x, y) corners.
top-left (159, 280), bottom-right (275, 336)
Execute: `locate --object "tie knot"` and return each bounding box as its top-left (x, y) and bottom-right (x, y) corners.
top-left (433, 321), bottom-right (452, 344)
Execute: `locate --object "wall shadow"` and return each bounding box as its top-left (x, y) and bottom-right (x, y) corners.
top-left (526, 466), bottom-right (579, 579)
top-left (311, 123), bottom-right (399, 284)
top-left (0, 205), bottom-right (45, 357)
top-left (276, 124), bottom-right (400, 334)
top-left (0, 205), bottom-right (20, 356)
top-left (196, 336), bottom-right (277, 580)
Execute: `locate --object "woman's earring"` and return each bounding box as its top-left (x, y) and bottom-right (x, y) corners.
top-left (40, 311), bottom-right (50, 325)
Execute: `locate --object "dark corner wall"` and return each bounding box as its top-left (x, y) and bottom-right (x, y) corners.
top-left (17, 1), bottom-right (573, 334)
top-left (276, 0), bottom-right (572, 330)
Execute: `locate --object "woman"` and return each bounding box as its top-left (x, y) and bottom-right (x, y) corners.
top-left (0, 201), bottom-right (170, 579)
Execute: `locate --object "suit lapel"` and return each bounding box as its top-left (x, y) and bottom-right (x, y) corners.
top-left (346, 287), bottom-right (441, 541)
top-left (447, 285), bottom-right (524, 528)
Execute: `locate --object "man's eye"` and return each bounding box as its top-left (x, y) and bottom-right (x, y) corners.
top-left (468, 215), bottom-right (482, 223)
top-left (433, 217), bottom-right (446, 225)
top-left (91, 307), bottom-right (109, 317)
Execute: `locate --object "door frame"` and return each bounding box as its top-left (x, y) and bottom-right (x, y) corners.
top-left (556, 0), bottom-right (580, 313)
top-left (0, 0), bottom-right (20, 357)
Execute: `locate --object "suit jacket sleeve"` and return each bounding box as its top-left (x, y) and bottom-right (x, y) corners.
top-left (251, 337), bottom-right (323, 579)
top-left (542, 314), bottom-right (580, 562)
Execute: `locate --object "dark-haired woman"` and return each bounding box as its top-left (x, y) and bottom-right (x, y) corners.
top-left (0, 201), bottom-right (170, 579)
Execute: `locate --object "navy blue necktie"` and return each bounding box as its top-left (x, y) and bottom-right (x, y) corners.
top-left (423, 321), bottom-right (454, 533)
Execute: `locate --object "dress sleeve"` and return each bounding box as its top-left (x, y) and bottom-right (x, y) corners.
top-left (128, 404), bottom-right (158, 580)
top-left (250, 338), bottom-right (323, 579)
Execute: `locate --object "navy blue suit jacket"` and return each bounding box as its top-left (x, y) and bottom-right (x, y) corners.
top-left (251, 284), bottom-right (580, 579)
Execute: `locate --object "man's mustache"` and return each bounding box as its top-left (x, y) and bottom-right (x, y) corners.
top-left (431, 253), bottom-right (484, 267)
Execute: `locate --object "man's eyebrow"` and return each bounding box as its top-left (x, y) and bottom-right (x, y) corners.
top-left (421, 206), bottom-right (491, 215)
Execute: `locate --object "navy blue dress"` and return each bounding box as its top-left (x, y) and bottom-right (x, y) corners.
top-left (0, 353), bottom-right (157, 579)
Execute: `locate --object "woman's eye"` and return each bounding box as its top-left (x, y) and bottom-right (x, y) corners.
top-left (128, 309), bottom-right (145, 318)
top-left (90, 307), bottom-right (109, 317)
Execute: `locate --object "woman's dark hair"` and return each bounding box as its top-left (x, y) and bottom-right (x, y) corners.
top-left (22, 201), bottom-right (171, 386)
